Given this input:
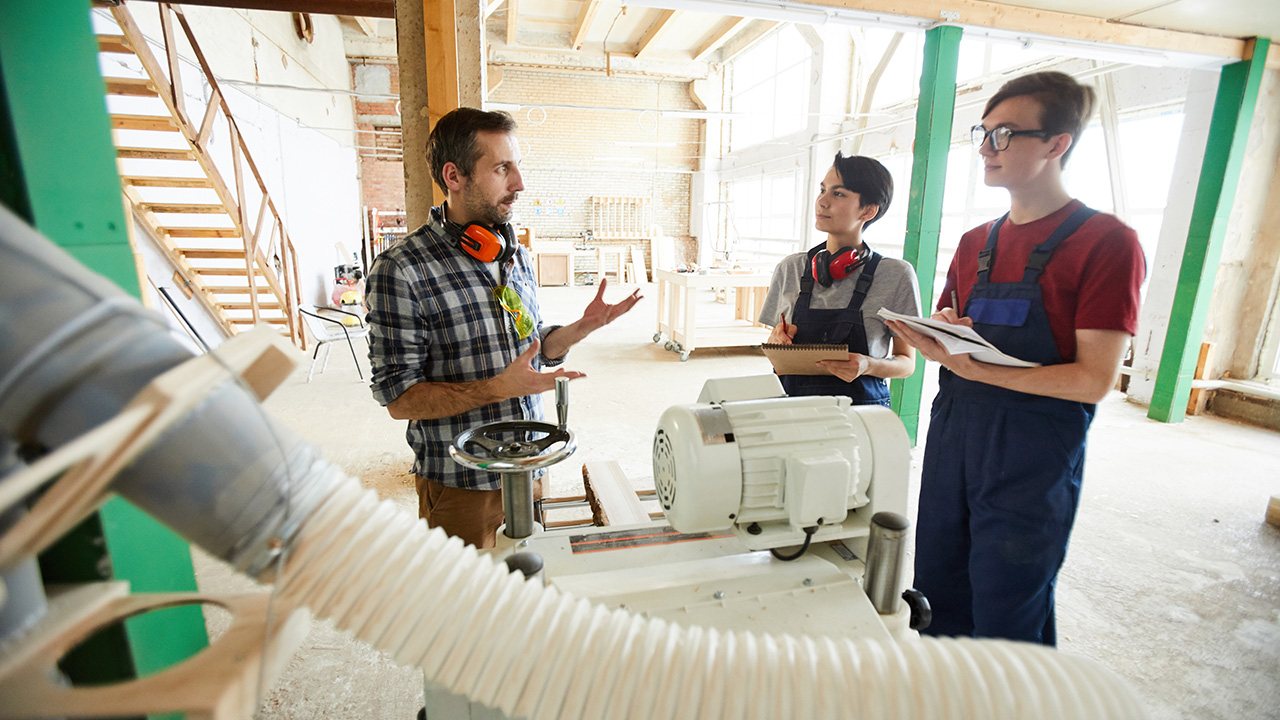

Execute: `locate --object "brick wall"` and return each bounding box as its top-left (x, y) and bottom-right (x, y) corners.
top-left (352, 60), bottom-right (406, 235)
top-left (351, 63), bottom-right (702, 264)
top-left (489, 69), bottom-right (700, 242)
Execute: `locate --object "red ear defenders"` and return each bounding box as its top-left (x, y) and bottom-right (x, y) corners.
top-left (811, 245), bottom-right (870, 287)
top-left (458, 222), bottom-right (517, 264)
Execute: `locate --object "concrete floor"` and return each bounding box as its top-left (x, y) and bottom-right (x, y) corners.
top-left (192, 281), bottom-right (1280, 720)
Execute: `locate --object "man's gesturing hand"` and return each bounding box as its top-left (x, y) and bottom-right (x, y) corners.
top-left (495, 338), bottom-right (586, 399)
top-left (578, 278), bottom-right (642, 333)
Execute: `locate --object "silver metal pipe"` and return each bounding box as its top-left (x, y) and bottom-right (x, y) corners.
top-left (0, 205), bottom-right (327, 578)
top-left (502, 470), bottom-right (536, 539)
top-left (864, 511), bottom-right (910, 615)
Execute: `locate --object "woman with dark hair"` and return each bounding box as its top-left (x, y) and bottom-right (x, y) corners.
top-left (758, 153), bottom-right (921, 406)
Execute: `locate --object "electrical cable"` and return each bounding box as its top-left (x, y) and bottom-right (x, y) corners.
top-left (769, 525), bottom-right (816, 561)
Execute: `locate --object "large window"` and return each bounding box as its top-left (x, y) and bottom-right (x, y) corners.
top-left (720, 170), bottom-right (801, 261)
top-left (728, 25), bottom-right (811, 151)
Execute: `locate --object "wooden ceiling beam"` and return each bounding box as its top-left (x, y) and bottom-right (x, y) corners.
top-left (127, 0), bottom-right (394, 18)
top-left (791, 0), bottom-right (1267, 66)
top-left (506, 0), bottom-right (520, 45)
top-left (636, 9), bottom-right (681, 59)
top-left (720, 20), bottom-right (779, 64)
top-left (571, 0), bottom-right (601, 51)
top-left (694, 16), bottom-right (751, 62)
top-left (349, 15), bottom-right (378, 35)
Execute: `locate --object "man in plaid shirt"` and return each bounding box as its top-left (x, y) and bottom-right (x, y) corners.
top-left (366, 108), bottom-right (641, 548)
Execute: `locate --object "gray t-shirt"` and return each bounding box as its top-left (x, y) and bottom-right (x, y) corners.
top-left (758, 251), bottom-right (921, 360)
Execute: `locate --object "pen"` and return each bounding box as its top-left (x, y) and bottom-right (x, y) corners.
top-left (950, 290), bottom-right (959, 311)
top-left (780, 312), bottom-right (788, 333)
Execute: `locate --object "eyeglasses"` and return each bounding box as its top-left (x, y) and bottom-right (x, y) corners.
top-left (494, 285), bottom-right (534, 340)
top-left (970, 124), bottom-right (1054, 152)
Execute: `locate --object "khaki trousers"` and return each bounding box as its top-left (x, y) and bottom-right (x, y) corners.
top-left (414, 474), bottom-right (543, 549)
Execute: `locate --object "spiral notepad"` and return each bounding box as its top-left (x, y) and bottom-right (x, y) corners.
top-left (761, 343), bottom-right (848, 375)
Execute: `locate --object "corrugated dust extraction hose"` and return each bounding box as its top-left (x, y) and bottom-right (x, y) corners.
top-left (0, 205), bottom-right (1147, 719)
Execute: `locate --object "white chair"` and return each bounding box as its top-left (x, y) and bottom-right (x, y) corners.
top-left (298, 305), bottom-right (370, 382)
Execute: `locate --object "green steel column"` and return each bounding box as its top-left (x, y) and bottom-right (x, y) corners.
top-left (1149, 39), bottom-right (1270, 423)
top-left (891, 25), bottom-right (961, 444)
top-left (0, 0), bottom-right (207, 699)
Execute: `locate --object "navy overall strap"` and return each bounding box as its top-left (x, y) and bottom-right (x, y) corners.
top-left (976, 214), bottom-right (1008, 285)
top-left (1021, 206), bottom-right (1097, 282)
top-left (795, 247), bottom-right (881, 333)
top-left (795, 244), bottom-right (823, 314)
top-left (977, 206), bottom-right (1097, 285)
top-left (848, 252), bottom-right (881, 312)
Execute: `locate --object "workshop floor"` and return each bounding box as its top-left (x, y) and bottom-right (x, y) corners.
top-left (192, 281), bottom-right (1280, 720)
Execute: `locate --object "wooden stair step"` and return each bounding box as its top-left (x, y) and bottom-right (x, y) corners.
top-left (97, 34), bottom-right (133, 54)
top-left (104, 77), bottom-right (157, 97)
top-left (229, 317), bottom-right (287, 325)
top-left (164, 227), bottom-right (240, 238)
top-left (117, 146), bottom-right (195, 161)
top-left (207, 285), bottom-right (274, 294)
top-left (111, 114), bottom-right (179, 132)
top-left (180, 248), bottom-right (246, 259)
top-left (193, 267), bottom-right (265, 276)
top-left (120, 175), bottom-right (211, 188)
top-left (222, 302), bottom-right (282, 310)
top-left (141, 202), bottom-right (227, 214)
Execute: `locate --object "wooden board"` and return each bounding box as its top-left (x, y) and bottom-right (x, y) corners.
top-left (0, 584), bottom-right (309, 720)
top-left (582, 461), bottom-right (651, 527)
top-left (629, 244), bottom-right (648, 283)
top-left (1187, 342), bottom-right (1214, 416)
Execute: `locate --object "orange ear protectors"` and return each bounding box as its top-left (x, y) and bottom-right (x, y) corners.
top-left (457, 222), bottom-right (517, 264)
top-left (811, 245), bottom-right (870, 287)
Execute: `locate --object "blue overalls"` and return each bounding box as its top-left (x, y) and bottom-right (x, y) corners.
top-left (914, 206), bottom-right (1098, 646)
top-left (779, 245), bottom-right (890, 407)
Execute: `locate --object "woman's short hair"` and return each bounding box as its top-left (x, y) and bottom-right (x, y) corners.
top-left (832, 153), bottom-right (893, 227)
top-left (983, 71), bottom-right (1096, 167)
top-left (427, 108), bottom-right (518, 192)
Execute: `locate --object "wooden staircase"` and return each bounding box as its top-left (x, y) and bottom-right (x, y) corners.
top-left (95, 3), bottom-right (305, 348)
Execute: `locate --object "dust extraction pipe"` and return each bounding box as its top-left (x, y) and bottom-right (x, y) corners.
top-left (0, 206), bottom-right (1147, 719)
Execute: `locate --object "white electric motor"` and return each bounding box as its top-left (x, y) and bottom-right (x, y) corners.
top-left (652, 375), bottom-right (910, 551)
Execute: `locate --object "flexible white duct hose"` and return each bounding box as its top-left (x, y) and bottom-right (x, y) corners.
top-left (272, 473), bottom-right (1147, 720)
top-left (0, 207), bottom-right (1146, 718)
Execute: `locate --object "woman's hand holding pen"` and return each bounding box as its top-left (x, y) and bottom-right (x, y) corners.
top-left (769, 312), bottom-right (798, 344)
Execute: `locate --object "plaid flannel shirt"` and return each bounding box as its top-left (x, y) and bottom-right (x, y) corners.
top-left (366, 209), bottom-right (562, 490)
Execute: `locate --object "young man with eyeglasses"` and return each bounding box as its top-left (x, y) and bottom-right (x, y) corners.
top-left (886, 71), bottom-right (1146, 645)
top-left (365, 108), bottom-right (641, 548)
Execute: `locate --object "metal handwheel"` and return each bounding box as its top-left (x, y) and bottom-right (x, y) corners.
top-left (449, 377), bottom-right (577, 540)
top-left (449, 420), bottom-right (576, 473)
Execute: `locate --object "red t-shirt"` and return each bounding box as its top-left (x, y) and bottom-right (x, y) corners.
top-left (938, 200), bottom-right (1146, 362)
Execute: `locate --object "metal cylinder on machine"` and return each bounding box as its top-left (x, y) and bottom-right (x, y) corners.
top-left (503, 471), bottom-right (536, 539)
top-left (864, 511), bottom-right (910, 615)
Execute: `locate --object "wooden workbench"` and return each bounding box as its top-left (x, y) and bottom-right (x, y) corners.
top-left (653, 267), bottom-right (772, 360)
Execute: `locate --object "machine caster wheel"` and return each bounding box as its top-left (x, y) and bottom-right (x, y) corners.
top-left (665, 341), bottom-right (675, 351)
top-left (680, 351), bottom-right (690, 362)
top-left (653, 333), bottom-right (662, 343)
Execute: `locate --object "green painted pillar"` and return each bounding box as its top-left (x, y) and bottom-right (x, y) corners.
top-left (891, 25), bottom-right (961, 444)
top-left (1148, 39), bottom-right (1270, 423)
top-left (0, 0), bottom-right (207, 701)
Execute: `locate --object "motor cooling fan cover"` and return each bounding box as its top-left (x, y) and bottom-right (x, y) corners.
top-left (652, 404), bottom-right (742, 533)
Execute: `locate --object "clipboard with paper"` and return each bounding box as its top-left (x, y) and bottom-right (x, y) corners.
top-left (877, 308), bottom-right (1040, 368)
